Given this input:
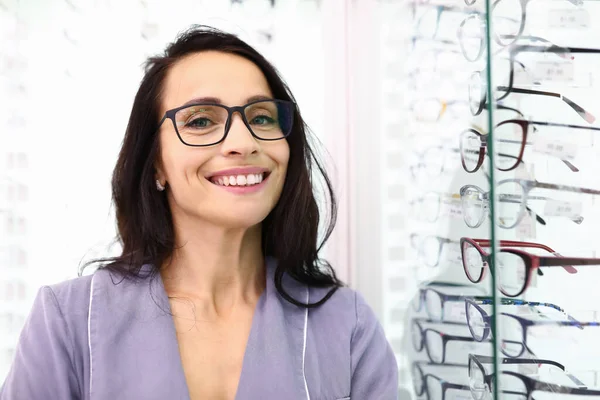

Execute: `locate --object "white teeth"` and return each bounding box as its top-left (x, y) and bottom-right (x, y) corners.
top-left (212, 173), bottom-right (266, 186)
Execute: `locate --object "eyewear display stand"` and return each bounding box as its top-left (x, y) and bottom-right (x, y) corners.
top-left (399, 0), bottom-right (600, 398)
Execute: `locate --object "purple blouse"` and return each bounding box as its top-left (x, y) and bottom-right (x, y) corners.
top-left (1, 257), bottom-right (398, 399)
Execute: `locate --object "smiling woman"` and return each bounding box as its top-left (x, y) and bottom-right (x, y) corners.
top-left (0, 25), bottom-right (398, 400)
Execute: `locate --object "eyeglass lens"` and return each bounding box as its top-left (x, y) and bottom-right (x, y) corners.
top-left (173, 100), bottom-right (293, 146)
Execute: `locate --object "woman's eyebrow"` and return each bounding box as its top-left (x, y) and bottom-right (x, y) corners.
top-left (245, 94), bottom-right (273, 103)
top-left (180, 94), bottom-right (273, 108)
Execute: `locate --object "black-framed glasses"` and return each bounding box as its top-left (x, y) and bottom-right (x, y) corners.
top-left (469, 354), bottom-right (600, 399)
top-left (459, 179), bottom-right (596, 229)
top-left (411, 362), bottom-right (470, 400)
top-left (469, 69), bottom-right (595, 124)
top-left (157, 99), bottom-right (296, 147)
top-left (465, 300), bottom-right (598, 358)
top-left (411, 319), bottom-right (490, 364)
top-left (468, 46), bottom-right (600, 123)
top-left (411, 282), bottom-right (489, 321)
top-left (459, 118), bottom-right (600, 174)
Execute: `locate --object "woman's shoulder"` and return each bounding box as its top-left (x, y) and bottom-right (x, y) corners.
top-left (308, 284), bottom-right (381, 338)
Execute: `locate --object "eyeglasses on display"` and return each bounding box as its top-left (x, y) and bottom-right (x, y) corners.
top-left (410, 234), bottom-right (460, 268)
top-left (412, 283), bottom-right (489, 321)
top-left (459, 118), bottom-right (600, 173)
top-left (465, 299), bottom-right (599, 358)
top-left (468, 68), bottom-right (595, 123)
top-left (460, 237), bottom-right (600, 297)
top-left (459, 179), bottom-right (598, 229)
top-left (408, 192), bottom-right (461, 223)
top-left (458, 0), bottom-right (584, 62)
top-left (157, 99), bottom-right (296, 147)
top-left (411, 319), bottom-right (489, 364)
top-left (469, 353), bottom-right (600, 399)
top-left (412, 362), bottom-right (470, 400)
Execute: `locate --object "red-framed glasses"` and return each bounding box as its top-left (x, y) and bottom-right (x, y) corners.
top-left (459, 238), bottom-right (600, 297)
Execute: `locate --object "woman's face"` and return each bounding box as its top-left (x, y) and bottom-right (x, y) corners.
top-left (156, 51), bottom-right (290, 229)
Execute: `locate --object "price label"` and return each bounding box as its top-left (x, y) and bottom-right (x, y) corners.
top-left (544, 199), bottom-right (583, 219)
top-left (515, 164), bottom-right (535, 181)
top-left (533, 137), bottom-right (578, 161)
top-left (548, 8), bottom-right (590, 30)
top-left (518, 363), bottom-right (539, 376)
top-left (533, 60), bottom-right (574, 83)
top-left (447, 202), bottom-right (463, 220)
top-left (516, 212), bottom-right (536, 240)
top-left (446, 301), bottom-right (467, 321)
top-left (452, 393), bottom-right (473, 400)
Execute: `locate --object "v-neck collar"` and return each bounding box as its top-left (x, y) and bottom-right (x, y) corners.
top-left (88, 257), bottom-right (310, 400)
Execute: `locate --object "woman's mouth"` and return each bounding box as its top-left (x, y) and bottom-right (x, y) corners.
top-left (209, 172), bottom-right (270, 187)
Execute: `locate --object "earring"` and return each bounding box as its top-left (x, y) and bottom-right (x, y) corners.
top-left (156, 179), bottom-right (165, 191)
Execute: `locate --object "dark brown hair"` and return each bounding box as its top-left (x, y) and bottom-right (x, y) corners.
top-left (84, 25), bottom-right (342, 308)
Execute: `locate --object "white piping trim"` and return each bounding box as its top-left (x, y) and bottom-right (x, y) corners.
top-left (302, 286), bottom-right (310, 400)
top-left (87, 274), bottom-right (95, 399)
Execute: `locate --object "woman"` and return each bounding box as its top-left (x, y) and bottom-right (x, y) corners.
top-left (0, 26), bottom-right (398, 400)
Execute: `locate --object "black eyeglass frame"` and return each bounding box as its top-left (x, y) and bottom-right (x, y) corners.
top-left (156, 99), bottom-right (296, 147)
top-left (469, 354), bottom-right (600, 398)
top-left (412, 362), bottom-right (470, 400)
top-left (469, 44), bottom-right (600, 123)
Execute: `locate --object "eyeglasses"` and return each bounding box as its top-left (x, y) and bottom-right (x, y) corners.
top-left (410, 234), bottom-right (460, 268)
top-left (468, 46), bottom-right (600, 123)
top-left (466, 300), bottom-right (599, 358)
top-left (409, 192), bottom-right (461, 223)
top-left (157, 99), bottom-right (296, 147)
top-left (469, 354), bottom-right (600, 399)
top-left (468, 297), bottom-right (578, 322)
top-left (411, 319), bottom-right (490, 364)
top-left (411, 283), bottom-right (489, 321)
top-left (459, 184), bottom-right (544, 229)
top-left (459, 179), bottom-right (597, 229)
top-left (409, 146), bottom-right (461, 185)
top-left (411, 362), bottom-right (470, 400)
top-left (469, 67), bottom-right (595, 125)
top-left (459, 118), bottom-right (600, 174)
top-left (460, 237), bottom-right (600, 297)
top-left (458, 0), bottom-right (583, 61)
top-left (410, 4), bottom-right (477, 42)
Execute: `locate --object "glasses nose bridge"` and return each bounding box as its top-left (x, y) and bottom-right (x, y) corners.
top-left (224, 105), bottom-right (252, 136)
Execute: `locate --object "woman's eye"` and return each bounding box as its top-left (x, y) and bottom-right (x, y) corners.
top-left (250, 115), bottom-right (275, 125)
top-left (187, 117), bottom-right (212, 128)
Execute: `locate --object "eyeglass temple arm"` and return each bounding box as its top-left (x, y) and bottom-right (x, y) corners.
top-left (473, 239), bottom-right (576, 273)
top-left (472, 354), bottom-right (566, 370)
top-left (533, 181), bottom-right (600, 197)
top-left (528, 119), bottom-right (600, 171)
top-left (535, 380), bottom-right (600, 395)
top-left (497, 86), bottom-right (596, 124)
top-left (540, 256), bottom-right (600, 268)
top-left (474, 297), bottom-right (581, 324)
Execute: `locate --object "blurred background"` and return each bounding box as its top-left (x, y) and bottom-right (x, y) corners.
top-left (3, 0), bottom-right (600, 398)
